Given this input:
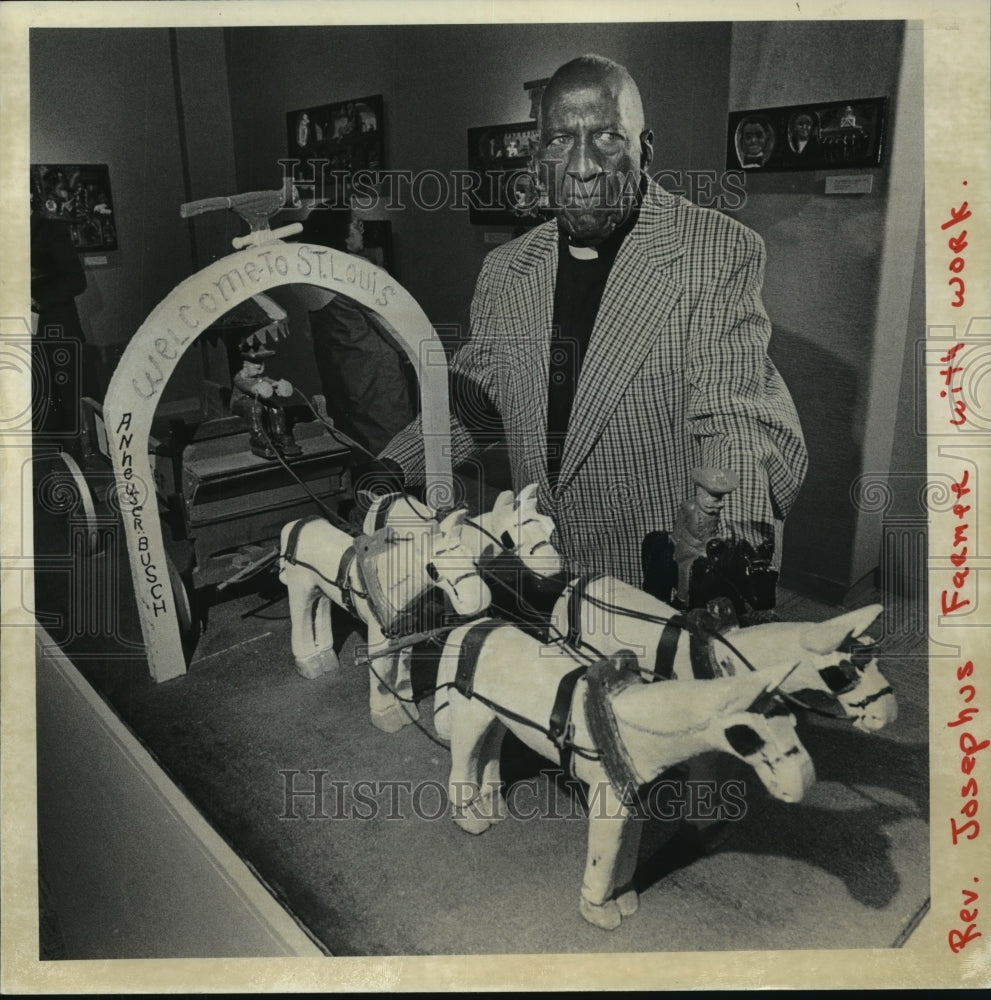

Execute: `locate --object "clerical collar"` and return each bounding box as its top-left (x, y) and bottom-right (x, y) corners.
top-left (561, 206), bottom-right (640, 261)
top-left (568, 243), bottom-right (599, 260)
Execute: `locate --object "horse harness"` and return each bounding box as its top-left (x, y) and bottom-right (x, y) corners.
top-left (283, 515), bottom-right (437, 639)
top-left (446, 580), bottom-right (742, 806)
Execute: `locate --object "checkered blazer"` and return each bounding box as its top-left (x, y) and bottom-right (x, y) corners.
top-left (382, 180), bottom-right (808, 586)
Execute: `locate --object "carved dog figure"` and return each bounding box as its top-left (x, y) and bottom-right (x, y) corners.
top-left (279, 512), bottom-right (491, 732)
top-left (433, 621), bottom-right (815, 930)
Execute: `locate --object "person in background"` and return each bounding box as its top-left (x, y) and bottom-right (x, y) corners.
top-left (297, 204), bottom-right (416, 456)
top-left (30, 204), bottom-right (93, 449)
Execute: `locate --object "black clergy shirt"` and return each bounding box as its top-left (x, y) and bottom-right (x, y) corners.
top-left (546, 213), bottom-right (637, 488)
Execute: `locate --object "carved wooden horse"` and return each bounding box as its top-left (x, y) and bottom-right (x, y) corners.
top-left (432, 621), bottom-right (814, 929)
top-left (363, 483), bottom-right (563, 576)
top-left (279, 511), bottom-right (491, 732)
top-left (716, 607), bottom-right (896, 731)
top-left (539, 571), bottom-right (896, 731)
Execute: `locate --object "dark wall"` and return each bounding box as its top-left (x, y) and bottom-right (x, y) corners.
top-left (225, 22), bottom-right (732, 341)
top-left (29, 28), bottom-right (237, 402)
top-left (30, 29), bottom-right (193, 350)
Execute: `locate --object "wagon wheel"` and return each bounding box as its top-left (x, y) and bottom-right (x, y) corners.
top-left (165, 551), bottom-right (200, 661)
top-left (33, 450), bottom-right (100, 557)
top-left (58, 451), bottom-right (100, 555)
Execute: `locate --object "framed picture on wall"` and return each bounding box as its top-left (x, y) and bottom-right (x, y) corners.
top-left (30, 163), bottom-right (118, 253)
top-left (466, 120), bottom-right (544, 227)
top-left (726, 97), bottom-right (888, 173)
top-left (286, 94), bottom-right (384, 203)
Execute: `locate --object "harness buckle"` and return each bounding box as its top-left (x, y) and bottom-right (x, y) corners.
top-left (552, 715), bottom-right (575, 752)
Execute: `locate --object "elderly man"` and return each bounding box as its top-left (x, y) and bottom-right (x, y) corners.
top-left (369, 53), bottom-right (807, 589)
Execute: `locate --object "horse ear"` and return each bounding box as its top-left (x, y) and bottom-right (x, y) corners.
top-left (438, 508), bottom-right (467, 542)
top-left (493, 490), bottom-right (515, 514)
top-left (745, 660), bottom-right (801, 712)
top-left (799, 604), bottom-right (883, 654)
top-left (361, 504), bottom-right (377, 536)
top-left (516, 483), bottom-right (539, 511)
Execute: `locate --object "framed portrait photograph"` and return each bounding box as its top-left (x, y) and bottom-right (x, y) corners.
top-left (466, 120), bottom-right (542, 226)
top-left (30, 162), bottom-right (118, 253)
top-left (286, 94), bottom-right (385, 201)
top-left (727, 97), bottom-right (888, 173)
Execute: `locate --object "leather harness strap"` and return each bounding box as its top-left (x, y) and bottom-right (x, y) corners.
top-left (548, 663), bottom-right (588, 780)
top-left (453, 620), bottom-right (504, 699)
top-left (372, 493), bottom-right (402, 532)
top-left (283, 515), bottom-right (324, 567)
top-left (685, 607), bottom-right (738, 679)
top-left (451, 619), bottom-right (589, 779)
top-left (584, 651), bottom-right (645, 807)
top-left (354, 528), bottom-right (413, 637)
top-left (688, 627), bottom-right (717, 679)
top-left (282, 516), bottom-right (364, 621)
top-left (477, 551), bottom-right (570, 641)
top-left (566, 573), bottom-right (604, 648)
top-left (335, 546), bottom-right (358, 618)
top-left (652, 601), bottom-right (741, 681)
top-left (449, 625), bottom-right (651, 802)
top-left (653, 615), bottom-right (685, 680)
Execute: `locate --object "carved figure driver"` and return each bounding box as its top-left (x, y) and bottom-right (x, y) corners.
top-left (230, 345), bottom-right (302, 460)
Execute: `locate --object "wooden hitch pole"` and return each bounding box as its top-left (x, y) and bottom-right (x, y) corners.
top-left (104, 198), bottom-right (452, 682)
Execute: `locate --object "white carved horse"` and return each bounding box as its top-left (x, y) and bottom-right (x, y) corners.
top-left (279, 511), bottom-right (491, 732)
top-left (363, 483), bottom-right (563, 576)
top-left (542, 574), bottom-right (896, 732)
top-left (432, 621), bottom-right (815, 930)
top-left (362, 483), bottom-right (565, 710)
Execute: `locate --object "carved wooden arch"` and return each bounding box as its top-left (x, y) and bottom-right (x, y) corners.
top-left (103, 240), bottom-right (453, 682)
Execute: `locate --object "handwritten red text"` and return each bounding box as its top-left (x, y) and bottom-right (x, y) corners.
top-left (948, 659), bottom-right (986, 846)
top-left (948, 880), bottom-right (981, 954)
top-left (939, 342), bottom-right (967, 427)
top-left (941, 470), bottom-right (971, 616)
top-left (942, 196), bottom-right (971, 309)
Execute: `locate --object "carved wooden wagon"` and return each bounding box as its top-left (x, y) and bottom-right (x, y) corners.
top-left (72, 187), bottom-right (456, 682)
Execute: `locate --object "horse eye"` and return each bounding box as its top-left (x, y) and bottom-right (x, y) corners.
top-left (500, 531), bottom-right (516, 549)
top-left (820, 663), bottom-right (858, 694)
top-left (725, 724), bottom-right (764, 757)
top-left (425, 562), bottom-right (439, 581)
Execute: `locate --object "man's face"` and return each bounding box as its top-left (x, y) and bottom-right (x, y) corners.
top-left (743, 124), bottom-right (767, 156)
top-left (536, 73), bottom-right (649, 245)
top-left (795, 117), bottom-right (812, 140)
top-left (696, 487), bottom-right (726, 515)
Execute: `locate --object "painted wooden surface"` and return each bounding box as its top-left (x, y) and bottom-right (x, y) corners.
top-left (104, 236), bottom-right (452, 682)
